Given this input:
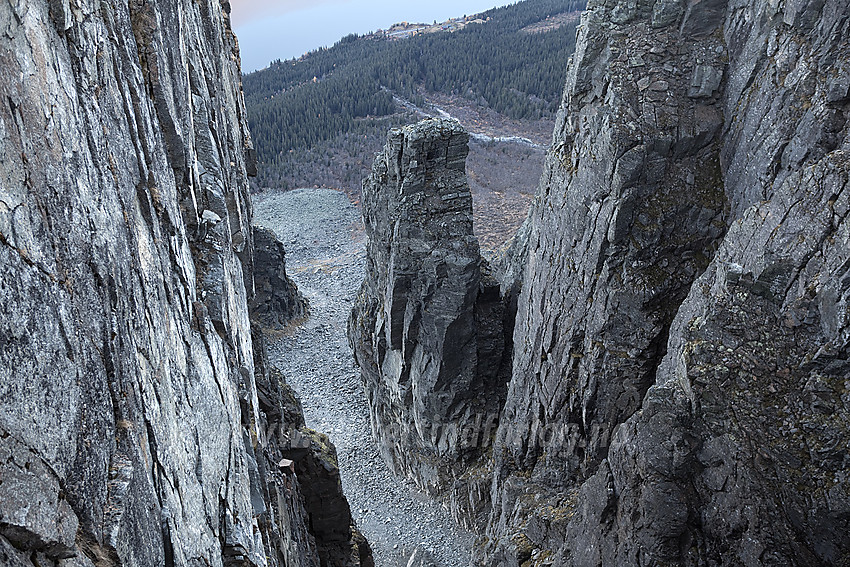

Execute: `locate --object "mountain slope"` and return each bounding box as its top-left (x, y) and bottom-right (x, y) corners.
top-left (242, 0), bottom-right (586, 171)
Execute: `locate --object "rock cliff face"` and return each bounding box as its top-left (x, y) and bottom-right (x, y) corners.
top-left (351, 1), bottom-right (850, 565)
top-left (0, 1), bottom-right (365, 566)
top-left (348, 119), bottom-right (510, 496)
top-left (475, 0), bottom-right (850, 565)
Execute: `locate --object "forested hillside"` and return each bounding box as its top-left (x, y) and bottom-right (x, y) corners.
top-left (243, 0), bottom-right (585, 175)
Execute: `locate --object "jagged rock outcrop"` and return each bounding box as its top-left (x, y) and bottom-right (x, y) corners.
top-left (0, 1), bottom-right (366, 566)
top-left (472, 0), bottom-right (850, 565)
top-left (250, 226), bottom-right (307, 330)
top-left (348, 118), bottom-right (510, 496)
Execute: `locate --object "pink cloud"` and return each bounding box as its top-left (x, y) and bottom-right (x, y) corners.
top-left (230, 0), bottom-right (346, 28)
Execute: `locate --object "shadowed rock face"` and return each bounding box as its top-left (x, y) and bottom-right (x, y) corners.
top-left (474, 0), bottom-right (850, 565)
top-left (250, 226), bottom-right (308, 330)
top-left (349, 118), bottom-right (510, 496)
top-left (0, 1), bottom-right (366, 566)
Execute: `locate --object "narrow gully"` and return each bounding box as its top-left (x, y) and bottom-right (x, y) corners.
top-left (253, 187), bottom-right (474, 567)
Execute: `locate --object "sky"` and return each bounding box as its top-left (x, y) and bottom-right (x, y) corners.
top-left (232, 0), bottom-right (514, 73)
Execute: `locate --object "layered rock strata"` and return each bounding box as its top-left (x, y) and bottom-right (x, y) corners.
top-left (474, 0), bottom-right (850, 565)
top-left (348, 118), bottom-right (510, 495)
top-left (0, 1), bottom-right (365, 566)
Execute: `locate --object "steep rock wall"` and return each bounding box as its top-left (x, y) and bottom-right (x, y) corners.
top-left (477, 0), bottom-right (850, 565)
top-left (484, 0), bottom-right (730, 561)
top-left (348, 119), bottom-right (510, 496)
top-left (0, 1), bottom-right (365, 566)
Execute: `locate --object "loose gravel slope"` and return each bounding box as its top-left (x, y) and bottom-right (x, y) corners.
top-left (253, 188), bottom-right (473, 567)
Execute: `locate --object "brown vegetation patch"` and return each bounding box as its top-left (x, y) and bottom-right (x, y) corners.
top-left (521, 10), bottom-right (581, 34)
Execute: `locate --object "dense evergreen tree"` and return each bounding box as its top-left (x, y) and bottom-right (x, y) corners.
top-left (243, 0), bottom-right (585, 168)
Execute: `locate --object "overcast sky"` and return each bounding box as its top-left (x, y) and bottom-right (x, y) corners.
top-left (232, 0), bottom-right (514, 73)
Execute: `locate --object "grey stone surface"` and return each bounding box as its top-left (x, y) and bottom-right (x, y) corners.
top-left (0, 1), bottom-right (365, 566)
top-left (0, 436), bottom-right (78, 560)
top-left (406, 547), bottom-right (439, 567)
top-left (348, 118), bottom-right (510, 497)
top-left (468, 0), bottom-right (850, 565)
